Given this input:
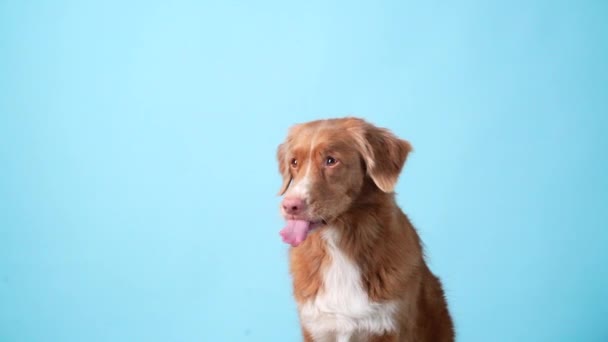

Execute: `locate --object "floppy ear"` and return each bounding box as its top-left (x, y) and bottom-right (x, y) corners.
top-left (276, 142), bottom-right (292, 195)
top-left (351, 123), bottom-right (412, 193)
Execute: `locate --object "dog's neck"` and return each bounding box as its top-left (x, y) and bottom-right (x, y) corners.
top-left (328, 178), bottom-right (398, 245)
top-left (351, 177), bottom-right (396, 212)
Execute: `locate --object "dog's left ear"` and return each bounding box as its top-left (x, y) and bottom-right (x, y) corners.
top-left (276, 142), bottom-right (292, 195)
top-left (351, 121), bottom-right (412, 193)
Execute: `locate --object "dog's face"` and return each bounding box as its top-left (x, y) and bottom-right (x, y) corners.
top-left (277, 117), bottom-right (412, 224)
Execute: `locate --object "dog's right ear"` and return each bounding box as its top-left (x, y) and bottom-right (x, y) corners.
top-left (348, 119), bottom-right (412, 193)
top-left (277, 142), bottom-right (292, 195)
top-left (363, 126), bottom-right (412, 193)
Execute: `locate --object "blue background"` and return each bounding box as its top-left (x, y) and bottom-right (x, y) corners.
top-left (1, 1), bottom-right (607, 341)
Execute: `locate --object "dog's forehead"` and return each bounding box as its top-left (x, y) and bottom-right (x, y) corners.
top-left (288, 120), bottom-right (353, 152)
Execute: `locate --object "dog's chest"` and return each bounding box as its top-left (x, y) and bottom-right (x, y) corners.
top-left (297, 228), bottom-right (398, 341)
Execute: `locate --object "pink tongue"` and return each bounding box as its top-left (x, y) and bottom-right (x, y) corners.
top-left (279, 220), bottom-right (312, 247)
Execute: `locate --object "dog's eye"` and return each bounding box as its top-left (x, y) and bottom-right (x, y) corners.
top-left (290, 158), bottom-right (298, 168)
top-left (325, 156), bottom-right (338, 166)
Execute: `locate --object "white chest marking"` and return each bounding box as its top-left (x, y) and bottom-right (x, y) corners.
top-left (298, 228), bottom-right (398, 341)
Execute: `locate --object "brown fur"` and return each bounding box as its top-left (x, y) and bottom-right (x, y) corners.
top-left (277, 117), bottom-right (454, 341)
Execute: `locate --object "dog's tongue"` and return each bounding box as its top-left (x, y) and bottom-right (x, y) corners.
top-left (280, 220), bottom-right (312, 247)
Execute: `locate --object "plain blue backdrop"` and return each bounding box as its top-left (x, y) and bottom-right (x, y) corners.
top-left (1, 1), bottom-right (607, 341)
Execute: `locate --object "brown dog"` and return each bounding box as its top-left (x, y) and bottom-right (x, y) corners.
top-left (277, 117), bottom-right (454, 341)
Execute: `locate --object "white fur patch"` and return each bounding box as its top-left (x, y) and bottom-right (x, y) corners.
top-left (285, 132), bottom-right (317, 200)
top-left (287, 168), bottom-right (311, 199)
top-left (298, 228), bottom-right (398, 341)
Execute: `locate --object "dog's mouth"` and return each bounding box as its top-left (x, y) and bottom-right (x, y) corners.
top-left (279, 218), bottom-right (327, 247)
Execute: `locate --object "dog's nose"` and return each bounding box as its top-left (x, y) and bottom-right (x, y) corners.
top-left (282, 197), bottom-right (306, 215)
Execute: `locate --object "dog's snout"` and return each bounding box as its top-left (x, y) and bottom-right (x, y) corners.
top-left (282, 197), bottom-right (306, 215)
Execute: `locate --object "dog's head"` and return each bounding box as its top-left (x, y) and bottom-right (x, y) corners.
top-left (277, 117), bottom-right (411, 245)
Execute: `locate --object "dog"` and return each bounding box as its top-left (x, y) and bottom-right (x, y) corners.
top-left (277, 117), bottom-right (454, 341)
